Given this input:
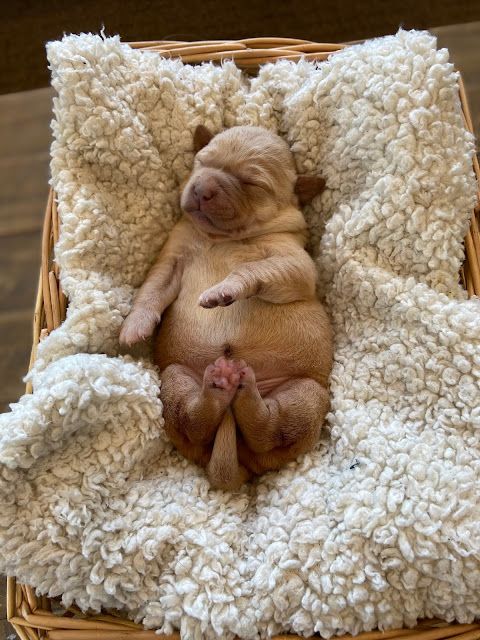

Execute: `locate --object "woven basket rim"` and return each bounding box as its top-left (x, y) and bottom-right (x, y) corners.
top-left (126, 37), bottom-right (347, 68)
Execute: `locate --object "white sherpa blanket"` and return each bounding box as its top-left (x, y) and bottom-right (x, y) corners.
top-left (1, 30), bottom-right (479, 640)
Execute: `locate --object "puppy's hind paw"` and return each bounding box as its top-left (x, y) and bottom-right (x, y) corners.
top-left (237, 365), bottom-right (256, 389)
top-left (204, 357), bottom-right (246, 396)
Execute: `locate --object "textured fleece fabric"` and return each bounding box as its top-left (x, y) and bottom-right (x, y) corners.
top-left (0, 30), bottom-right (479, 640)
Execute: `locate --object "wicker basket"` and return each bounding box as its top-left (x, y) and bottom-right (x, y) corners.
top-left (7, 37), bottom-right (480, 640)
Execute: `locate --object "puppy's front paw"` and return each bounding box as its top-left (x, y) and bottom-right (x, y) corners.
top-left (198, 284), bottom-right (241, 309)
top-left (119, 309), bottom-right (159, 346)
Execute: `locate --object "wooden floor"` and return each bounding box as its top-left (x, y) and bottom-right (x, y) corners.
top-left (0, 89), bottom-right (52, 415)
top-left (0, 22), bottom-right (478, 640)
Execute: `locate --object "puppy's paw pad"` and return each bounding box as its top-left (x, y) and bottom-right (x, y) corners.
top-left (237, 365), bottom-right (256, 389)
top-left (198, 293), bottom-right (217, 309)
top-left (204, 358), bottom-right (245, 392)
top-left (219, 291), bottom-right (234, 305)
top-left (199, 286), bottom-right (239, 308)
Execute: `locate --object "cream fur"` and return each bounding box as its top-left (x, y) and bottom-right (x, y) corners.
top-left (0, 29), bottom-right (479, 640)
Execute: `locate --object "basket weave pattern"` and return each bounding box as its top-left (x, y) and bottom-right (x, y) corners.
top-left (6, 38), bottom-right (480, 640)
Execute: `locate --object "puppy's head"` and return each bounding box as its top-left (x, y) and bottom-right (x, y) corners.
top-left (181, 125), bottom-right (325, 236)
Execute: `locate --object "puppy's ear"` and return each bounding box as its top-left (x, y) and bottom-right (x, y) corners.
top-left (193, 125), bottom-right (214, 153)
top-left (294, 175), bottom-right (326, 205)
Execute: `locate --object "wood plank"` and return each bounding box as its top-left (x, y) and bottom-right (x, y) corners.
top-left (0, 87), bottom-right (52, 238)
top-left (0, 309), bottom-right (34, 414)
top-left (0, 231), bottom-right (42, 313)
top-left (0, 88), bottom-right (53, 157)
top-left (0, 618), bottom-right (17, 640)
top-left (0, 153), bottom-right (49, 236)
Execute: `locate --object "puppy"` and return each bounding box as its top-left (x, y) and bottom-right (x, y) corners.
top-left (120, 125), bottom-right (333, 490)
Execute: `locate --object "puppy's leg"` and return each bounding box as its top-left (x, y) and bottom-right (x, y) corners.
top-left (198, 252), bottom-right (317, 309)
top-left (207, 409), bottom-right (251, 491)
top-left (232, 366), bottom-right (329, 472)
top-left (161, 358), bottom-right (240, 446)
top-left (120, 218), bottom-right (193, 346)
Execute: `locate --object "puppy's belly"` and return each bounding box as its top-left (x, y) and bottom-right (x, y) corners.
top-left (154, 297), bottom-right (332, 389)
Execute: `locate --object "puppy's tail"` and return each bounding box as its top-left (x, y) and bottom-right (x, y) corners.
top-left (207, 409), bottom-right (249, 491)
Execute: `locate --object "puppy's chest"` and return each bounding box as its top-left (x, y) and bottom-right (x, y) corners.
top-left (182, 242), bottom-right (265, 289)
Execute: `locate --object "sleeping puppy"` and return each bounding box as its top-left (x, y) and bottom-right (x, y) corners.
top-left (120, 125), bottom-right (333, 490)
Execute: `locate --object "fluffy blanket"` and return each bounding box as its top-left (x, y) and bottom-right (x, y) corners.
top-left (1, 30), bottom-right (479, 640)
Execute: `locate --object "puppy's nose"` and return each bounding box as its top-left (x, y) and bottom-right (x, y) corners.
top-left (193, 180), bottom-right (217, 203)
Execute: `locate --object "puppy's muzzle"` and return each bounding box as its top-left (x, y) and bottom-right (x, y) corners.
top-left (184, 176), bottom-right (219, 213)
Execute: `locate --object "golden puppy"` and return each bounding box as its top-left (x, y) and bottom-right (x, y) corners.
top-left (120, 125), bottom-right (333, 490)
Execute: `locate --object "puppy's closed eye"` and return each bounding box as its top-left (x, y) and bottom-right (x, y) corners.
top-left (240, 178), bottom-right (259, 187)
top-left (238, 173), bottom-right (268, 191)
